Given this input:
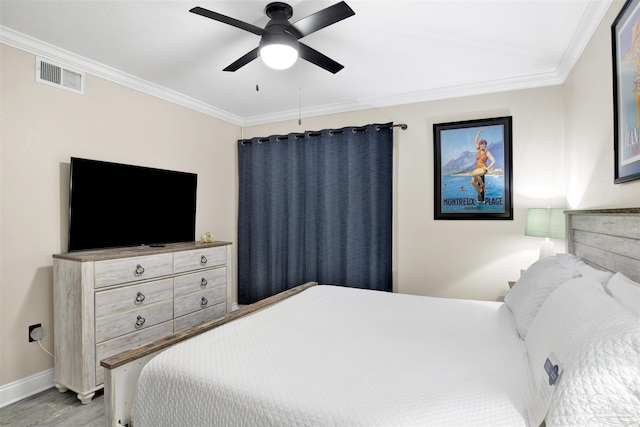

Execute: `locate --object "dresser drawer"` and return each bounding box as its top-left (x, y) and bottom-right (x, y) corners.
top-left (95, 300), bottom-right (173, 343)
top-left (174, 302), bottom-right (226, 332)
top-left (95, 278), bottom-right (173, 317)
top-left (94, 253), bottom-right (173, 288)
top-left (95, 321), bottom-right (173, 385)
top-left (174, 285), bottom-right (226, 318)
top-left (174, 267), bottom-right (226, 298)
top-left (174, 246), bottom-right (226, 274)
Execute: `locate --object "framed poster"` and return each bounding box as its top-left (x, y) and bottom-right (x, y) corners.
top-left (612, 0), bottom-right (640, 183)
top-left (434, 116), bottom-right (513, 220)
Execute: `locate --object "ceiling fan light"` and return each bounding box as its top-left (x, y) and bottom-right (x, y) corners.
top-left (260, 44), bottom-right (298, 70)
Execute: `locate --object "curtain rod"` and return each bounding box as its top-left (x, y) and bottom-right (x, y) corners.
top-left (240, 123), bottom-right (407, 145)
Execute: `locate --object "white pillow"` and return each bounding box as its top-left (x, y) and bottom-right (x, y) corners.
top-left (505, 256), bottom-right (579, 339)
top-left (547, 326), bottom-right (640, 426)
top-left (523, 276), bottom-right (601, 426)
top-left (524, 277), bottom-right (640, 426)
top-left (525, 277), bottom-right (602, 376)
top-left (551, 253), bottom-right (613, 286)
top-left (553, 253), bottom-right (582, 271)
top-left (606, 272), bottom-right (640, 315)
top-left (575, 261), bottom-right (614, 286)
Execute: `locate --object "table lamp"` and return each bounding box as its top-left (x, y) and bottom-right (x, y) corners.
top-left (525, 208), bottom-right (565, 259)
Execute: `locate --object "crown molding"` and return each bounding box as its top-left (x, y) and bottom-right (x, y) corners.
top-left (241, 71), bottom-right (564, 126)
top-left (241, 1), bottom-right (611, 126)
top-left (555, 0), bottom-right (611, 81)
top-left (0, 26), bottom-right (244, 126)
top-left (2, 0), bottom-right (609, 128)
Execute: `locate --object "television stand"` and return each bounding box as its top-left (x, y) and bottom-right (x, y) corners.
top-left (52, 241), bottom-right (232, 404)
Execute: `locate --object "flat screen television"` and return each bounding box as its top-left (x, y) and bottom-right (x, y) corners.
top-left (68, 157), bottom-right (197, 252)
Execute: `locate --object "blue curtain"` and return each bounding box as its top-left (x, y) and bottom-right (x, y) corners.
top-left (237, 123), bottom-right (393, 304)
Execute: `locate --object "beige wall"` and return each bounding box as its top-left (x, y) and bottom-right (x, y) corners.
top-left (0, 44), bottom-right (240, 386)
top-left (564, 0), bottom-right (640, 208)
top-left (2, 0), bottom-right (639, 394)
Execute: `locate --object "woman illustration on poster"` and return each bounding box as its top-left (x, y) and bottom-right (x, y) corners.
top-left (470, 128), bottom-right (495, 201)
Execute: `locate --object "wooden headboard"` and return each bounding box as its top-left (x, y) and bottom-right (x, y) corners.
top-left (565, 208), bottom-right (640, 283)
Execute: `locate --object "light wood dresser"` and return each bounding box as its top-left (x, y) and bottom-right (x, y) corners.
top-left (52, 241), bottom-right (232, 404)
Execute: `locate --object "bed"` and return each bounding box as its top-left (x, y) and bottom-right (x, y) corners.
top-left (101, 208), bottom-right (640, 426)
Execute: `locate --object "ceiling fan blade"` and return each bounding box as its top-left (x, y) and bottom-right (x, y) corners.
top-left (298, 43), bottom-right (344, 74)
top-left (190, 6), bottom-right (265, 36)
top-left (223, 48), bottom-right (259, 72)
top-left (286, 1), bottom-right (355, 39)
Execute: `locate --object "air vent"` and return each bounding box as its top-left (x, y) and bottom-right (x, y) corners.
top-left (35, 57), bottom-right (84, 94)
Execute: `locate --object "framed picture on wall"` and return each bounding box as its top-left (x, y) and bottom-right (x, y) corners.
top-left (433, 116), bottom-right (513, 220)
top-left (612, 0), bottom-right (640, 183)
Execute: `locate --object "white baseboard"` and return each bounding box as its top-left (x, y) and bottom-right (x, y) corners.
top-left (0, 368), bottom-right (54, 408)
top-left (0, 307), bottom-right (245, 408)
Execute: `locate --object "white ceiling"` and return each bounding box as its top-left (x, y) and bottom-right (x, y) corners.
top-left (0, 0), bottom-right (611, 126)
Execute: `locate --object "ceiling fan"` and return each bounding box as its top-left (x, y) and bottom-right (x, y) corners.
top-left (189, 1), bottom-right (355, 74)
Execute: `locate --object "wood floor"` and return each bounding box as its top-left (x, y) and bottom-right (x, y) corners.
top-left (0, 388), bottom-right (105, 426)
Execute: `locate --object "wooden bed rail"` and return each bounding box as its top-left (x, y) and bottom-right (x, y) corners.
top-left (101, 281), bottom-right (318, 426)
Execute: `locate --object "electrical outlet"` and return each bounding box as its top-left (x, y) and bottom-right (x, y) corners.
top-left (29, 323), bottom-right (43, 342)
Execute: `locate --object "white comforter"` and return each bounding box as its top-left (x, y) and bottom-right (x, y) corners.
top-left (133, 285), bottom-right (535, 426)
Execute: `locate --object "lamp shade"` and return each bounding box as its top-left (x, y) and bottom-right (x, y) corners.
top-left (525, 208), bottom-right (565, 239)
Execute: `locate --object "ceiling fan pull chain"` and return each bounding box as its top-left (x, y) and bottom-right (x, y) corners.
top-left (298, 87), bottom-right (302, 125)
top-left (298, 60), bottom-right (302, 125)
top-left (256, 58), bottom-right (261, 92)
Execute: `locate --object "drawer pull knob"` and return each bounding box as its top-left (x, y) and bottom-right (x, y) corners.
top-left (200, 277), bottom-right (208, 288)
top-left (135, 315), bottom-right (146, 329)
top-left (134, 264), bottom-right (145, 276)
top-left (200, 255), bottom-right (208, 265)
top-left (200, 297), bottom-right (208, 308)
top-left (135, 291), bottom-right (146, 304)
